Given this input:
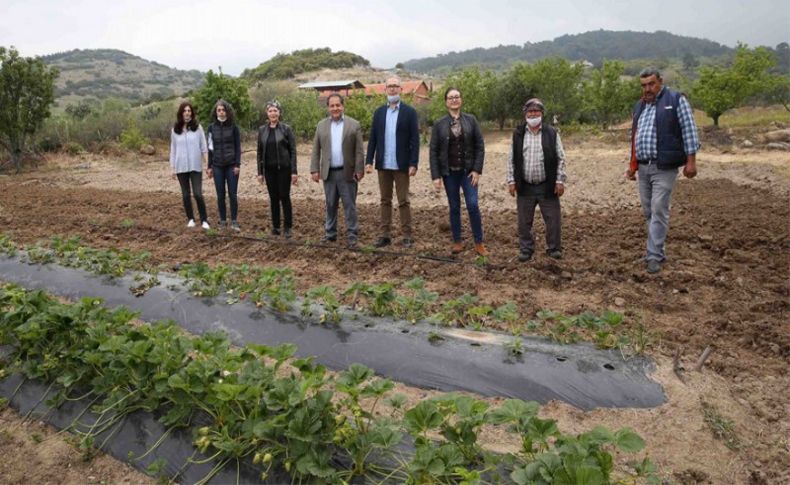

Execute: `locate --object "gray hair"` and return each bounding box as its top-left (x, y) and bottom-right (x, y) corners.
top-left (522, 97), bottom-right (545, 113)
top-left (265, 100), bottom-right (282, 113)
top-left (639, 67), bottom-right (662, 79)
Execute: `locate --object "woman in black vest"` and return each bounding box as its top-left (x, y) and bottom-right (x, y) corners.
top-left (429, 87), bottom-right (487, 256)
top-left (207, 99), bottom-right (242, 231)
top-left (256, 101), bottom-right (298, 238)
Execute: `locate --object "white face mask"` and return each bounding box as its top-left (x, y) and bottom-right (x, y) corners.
top-left (387, 94), bottom-right (400, 104)
top-left (527, 116), bottom-right (542, 128)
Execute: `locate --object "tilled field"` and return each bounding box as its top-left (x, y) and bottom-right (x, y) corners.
top-left (0, 134), bottom-right (788, 483)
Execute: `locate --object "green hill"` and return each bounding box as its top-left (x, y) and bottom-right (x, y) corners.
top-left (241, 47), bottom-right (370, 82)
top-left (401, 30), bottom-right (734, 74)
top-left (42, 49), bottom-right (204, 106)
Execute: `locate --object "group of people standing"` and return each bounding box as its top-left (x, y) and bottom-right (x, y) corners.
top-left (170, 69), bottom-right (699, 273)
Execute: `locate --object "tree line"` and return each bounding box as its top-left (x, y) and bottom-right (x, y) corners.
top-left (1, 44), bottom-right (788, 172)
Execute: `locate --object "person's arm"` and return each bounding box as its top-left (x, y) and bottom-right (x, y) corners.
top-left (198, 125), bottom-right (208, 166)
top-left (233, 125), bottom-right (241, 167)
top-left (365, 109), bottom-right (378, 167)
top-left (206, 127), bottom-right (214, 170)
top-left (506, 137), bottom-right (516, 196)
top-left (408, 107), bottom-right (419, 174)
top-left (256, 128), bottom-right (264, 178)
top-left (429, 120), bottom-right (441, 183)
top-left (310, 123), bottom-right (321, 182)
top-left (472, 115), bottom-right (485, 175)
top-left (287, 126), bottom-right (297, 175)
top-left (554, 132), bottom-right (567, 196)
top-left (677, 96), bottom-right (700, 178)
top-left (169, 131), bottom-right (177, 172)
top-left (354, 122), bottom-right (364, 180)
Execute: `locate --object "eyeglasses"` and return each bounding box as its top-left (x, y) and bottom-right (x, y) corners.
top-left (386, 84), bottom-right (400, 89)
top-left (446, 95), bottom-right (461, 101)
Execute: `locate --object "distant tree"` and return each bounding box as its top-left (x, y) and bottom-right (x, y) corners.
top-left (514, 57), bottom-right (584, 123)
top-left (395, 62), bottom-right (405, 70)
top-left (343, 92), bottom-right (383, 138)
top-left (486, 69), bottom-right (530, 129)
top-left (432, 67), bottom-right (495, 123)
top-left (65, 100), bottom-right (97, 121)
top-left (0, 46), bottom-right (58, 172)
top-left (278, 91), bottom-right (325, 141)
top-left (193, 69), bottom-right (255, 129)
top-left (241, 48), bottom-right (370, 81)
top-left (583, 60), bottom-right (640, 128)
top-left (692, 44), bottom-right (779, 125)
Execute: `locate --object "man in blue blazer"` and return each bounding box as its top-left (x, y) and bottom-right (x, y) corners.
top-left (365, 77), bottom-right (420, 248)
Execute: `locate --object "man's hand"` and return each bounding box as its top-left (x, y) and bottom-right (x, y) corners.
top-left (554, 183), bottom-right (565, 197)
top-left (433, 178), bottom-right (442, 190)
top-left (508, 183), bottom-right (516, 197)
top-left (408, 166), bottom-right (417, 177)
top-left (354, 172), bottom-right (364, 182)
top-left (624, 168), bottom-right (636, 181)
top-left (365, 164), bottom-right (373, 174)
top-left (256, 175), bottom-right (264, 185)
top-left (233, 166), bottom-right (240, 176)
top-left (683, 158), bottom-right (697, 179)
top-left (468, 171), bottom-right (480, 187)
top-left (291, 174), bottom-right (299, 185)
top-left (206, 168), bottom-right (213, 179)
top-left (311, 172), bottom-right (320, 183)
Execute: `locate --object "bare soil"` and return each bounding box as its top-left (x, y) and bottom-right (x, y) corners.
top-left (0, 129), bottom-right (787, 484)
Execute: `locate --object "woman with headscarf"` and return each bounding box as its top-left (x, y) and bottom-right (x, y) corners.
top-left (169, 101), bottom-right (209, 229)
top-left (207, 99), bottom-right (242, 231)
top-left (256, 101), bottom-right (298, 238)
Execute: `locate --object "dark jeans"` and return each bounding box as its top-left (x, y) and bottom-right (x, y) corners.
top-left (443, 170), bottom-right (483, 243)
top-left (264, 166), bottom-right (293, 230)
top-left (516, 181), bottom-right (561, 255)
top-left (212, 165), bottom-right (239, 222)
top-left (176, 171), bottom-right (207, 222)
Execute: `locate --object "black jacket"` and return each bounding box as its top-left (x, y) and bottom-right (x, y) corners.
top-left (257, 123), bottom-right (297, 175)
top-left (429, 112), bottom-right (485, 179)
top-left (207, 121), bottom-right (240, 168)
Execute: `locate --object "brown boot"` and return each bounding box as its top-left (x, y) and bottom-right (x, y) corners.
top-left (474, 243), bottom-right (488, 256)
top-left (451, 241), bottom-right (464, 254)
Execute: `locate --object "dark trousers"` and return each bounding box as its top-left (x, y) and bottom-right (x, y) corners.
top-left (516, 182), bottom-right (561, 255)
top-left (264, 166), bottom-right (293, 230)
top-left (443, 170), bottom-right (483, 243)
top-left (176, 171), bottom-right (207, 222)
top-left (212, 165), bottom-right (239, 222)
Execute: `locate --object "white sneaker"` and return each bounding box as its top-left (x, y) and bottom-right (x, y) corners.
top-left (201, 221), bottom-right (210, 230)
top-left (187, 219), bottom-right (196, 228)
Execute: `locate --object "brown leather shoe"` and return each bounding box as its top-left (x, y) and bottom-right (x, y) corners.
top-left (474, 243), bottom-right (488, 256)
top-left (451, 241), bottom-right (463, 254)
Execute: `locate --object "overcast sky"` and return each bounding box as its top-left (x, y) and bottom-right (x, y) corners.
top-left (2, 0), bottom-right (788, 75)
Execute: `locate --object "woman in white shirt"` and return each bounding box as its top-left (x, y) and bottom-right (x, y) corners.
top-left (169, 102), bottom-right (209, 228)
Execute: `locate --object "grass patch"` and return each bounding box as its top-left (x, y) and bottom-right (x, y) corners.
top-left (702, 401), bottom-right (741, 450)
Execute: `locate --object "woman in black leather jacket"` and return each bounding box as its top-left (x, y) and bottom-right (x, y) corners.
top-left (257, 101), bottom-right (298, 238)
top-left (429, 87), bottom-right (487, 256)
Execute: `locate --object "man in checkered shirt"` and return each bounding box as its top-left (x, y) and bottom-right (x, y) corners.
top-left (506, 98), bottom-right (567, 262)
top-left (626, 68), bottom-right (700, 274)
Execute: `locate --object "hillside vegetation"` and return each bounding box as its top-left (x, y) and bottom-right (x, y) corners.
top-left (241, 47), bottom-right (370, 82)
top-left (42, 49), bottom-right (204, 107)
top-left (402, 30), bottom-right (735, 74)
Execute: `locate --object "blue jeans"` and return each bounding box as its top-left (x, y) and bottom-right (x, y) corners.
top-left (213, 165), bottom-right (239, 222)
top-left (443, 170), bottom-right (483, 243)
top-left (638, 163), bottom-right (678, 262)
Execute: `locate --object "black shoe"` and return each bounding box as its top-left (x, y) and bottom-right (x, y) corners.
top-left (373, 237), bottom-right (391, 248)
top-left (547, 249), bottom-right (562, 260)
top-left (518, 251), bottom-right (533, 262)
top-left (321, 235), bottom-right (337, 243)
top-left (401, 237), bottom-right (414, 248)
top-left (646, 260), bottom-right (662, 274)
top-left (284, 228), bottom-right (292, 239)
top-left (272, 227), bottom-right (281, 236)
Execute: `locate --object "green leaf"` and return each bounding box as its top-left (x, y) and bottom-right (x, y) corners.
top-left (404, 401), bottom-right (443, 435)
top-left (486, 399), bottom-right (540, 425)
top-left (614, 428), bottom-right (645, 452)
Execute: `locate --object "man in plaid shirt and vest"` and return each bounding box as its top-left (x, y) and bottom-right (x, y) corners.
top-left (626, 68), bottom-right (700, 274)
top-left (507, 98), bottom-right (567, 262)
